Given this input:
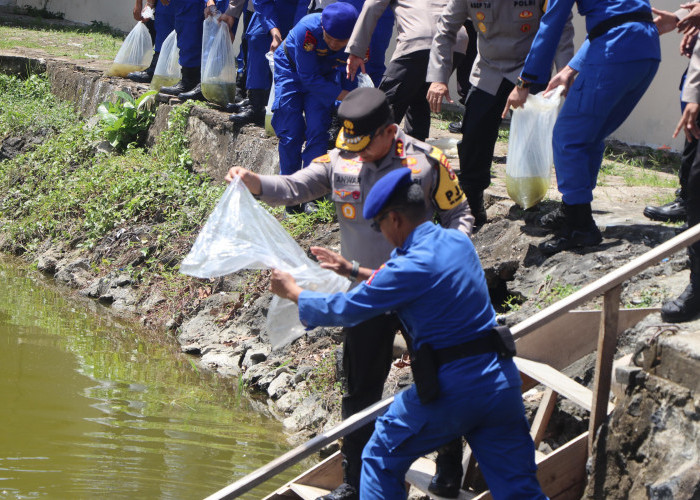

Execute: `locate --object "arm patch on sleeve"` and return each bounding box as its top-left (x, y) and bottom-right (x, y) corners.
top-left (428, 147), bottom-right (466, 210)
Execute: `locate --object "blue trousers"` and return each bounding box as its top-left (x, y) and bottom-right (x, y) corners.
top-left (553, 59), bottom-right (658, 205)
top-left (360, 385), bottom-right (546, 500)
top-left (245, 3), bottom-right (306, 89)
top-left (272, 76), bottom-right (334, 175)
top-left (154, 1), bottom-right (176, 52)
top-left (172, 0), bottom-right (204, 68)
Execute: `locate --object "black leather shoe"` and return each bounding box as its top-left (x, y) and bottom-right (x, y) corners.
top-left (179, 83), bottom-right (204, 101)
top-left (229, 88), bottom-right (265, 126)
top-left (448, 121), bottom-right (463, 134)
top-left (315, 482), bottom-right (358, 500)
top-left (160, 66), bottom-right (200, 96)
top-left (643, 198), bottom-right (687, 222)
top-left (127, 52), bottom-right (158, 83)
top-left (539, 224), bottom-right (602, 255)
top-left (428, 475), bottom-right (461, 498)
top-left (224, 99), bottom-right (250, 113)
top-left (661, 279), bottom-right (700, 323)
top-left (465, 189), bottom-right (486, 228)
top-left (428, 439), bottom-right (463, 499)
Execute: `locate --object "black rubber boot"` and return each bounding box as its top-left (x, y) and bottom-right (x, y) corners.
top-left (643, 193), bottom-right (687, 222)
top-left (229, 88), bottom-right (265, 126)
top-left (465, 189), bottom-right (487, 228)
top-left (223, 99), bottom-right (250, 113)
top-left (448, 121), bottom-right (463, 134)
top-left (538, 203), bottom-right (566, 231)
top-left (127, 52), bottom-right (159, 83)
top-left (661, 252), bottom-right (700, 323)
top-left (428, 439), bottom-right (463, 498)
top-left (285, 201), bottom-right (318, 216)
top-left (539, 203), bottom-right (602, 255)
top-left (160, 66), bottom-right (200, 96)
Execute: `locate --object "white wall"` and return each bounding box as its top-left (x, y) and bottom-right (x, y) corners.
top-left (17, 0), bottom-right (693, 151)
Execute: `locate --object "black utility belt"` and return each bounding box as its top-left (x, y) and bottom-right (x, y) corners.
top-left (283, 42), bottom-right (297, 72)
top-left (588, 10), bottom-right (654, 42)
top-left (411, 326), bottom-right (516, 404)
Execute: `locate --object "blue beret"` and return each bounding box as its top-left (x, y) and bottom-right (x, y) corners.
top-left (363, 168), bottom-right (412, 219)
top-left (321, 3), bottom-right (359, 40)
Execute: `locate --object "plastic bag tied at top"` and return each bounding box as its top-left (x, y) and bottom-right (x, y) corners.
top-left (201, 16), bottom-right (237, 106)
top-left (180, 178), bottom-right (350, 349)
top-left (151, 30), bottom-right (181, 92)
top-left (506, 86), bottom-right (564, 210)
top-left (106, 21), bottom-right (153, 77)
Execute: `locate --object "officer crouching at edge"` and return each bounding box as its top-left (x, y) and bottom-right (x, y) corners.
top-left (268, 168), bottom-right (548, 500)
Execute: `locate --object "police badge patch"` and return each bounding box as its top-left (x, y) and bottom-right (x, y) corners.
top-left (303, 30), bottom-right (317, 51)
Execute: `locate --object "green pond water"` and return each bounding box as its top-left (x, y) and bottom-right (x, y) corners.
top-left (0, 258), bottom-right (303, 499)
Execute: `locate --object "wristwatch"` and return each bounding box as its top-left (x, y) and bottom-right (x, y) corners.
top-left (516, 77), bottom-right (531, 89)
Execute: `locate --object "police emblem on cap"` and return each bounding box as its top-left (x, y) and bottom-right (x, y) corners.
top-left (343, 120), bottom-right (355, 132)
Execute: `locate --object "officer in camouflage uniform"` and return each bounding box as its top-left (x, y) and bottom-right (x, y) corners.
top-left (426, 0), bottom-right (574, 227)
top-left (225, 87), bottom-right (473, 500)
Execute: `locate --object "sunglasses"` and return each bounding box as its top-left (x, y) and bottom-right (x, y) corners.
top-left (370, 211), bottom-right (390, 232)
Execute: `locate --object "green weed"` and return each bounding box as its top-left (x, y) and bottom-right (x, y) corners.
top-left (536, 275), bottom-right (579, 309)
top-left (0, 73), bottom-right (77, 136)
top-left (97, 90), bottom-right (157, 151)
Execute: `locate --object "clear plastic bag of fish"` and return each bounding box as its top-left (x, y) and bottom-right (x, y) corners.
top-left (106, 21), bottom-right (153, 77)
top-left (426, 137), bottom-right (459, 158)
top-left (150, 30), bottom-right (180, 91)
top-left (180, 178), bottom-right (349, 349)
top-left (506, 86), bottom-right (564, 209)
top-left (201, 18), bottom-right (237, 106)
top-left (356, 72), bottom-right (374, 88)
top-left (265, 51), bottom-right (275, 136)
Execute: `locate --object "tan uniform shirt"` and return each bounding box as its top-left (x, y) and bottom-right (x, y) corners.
top-left (683, 36), bottom-right (700, 104)
top-left (427, 0), bottom-right (575, 95)
top-left (225, 0), bottom-right (253, 18)
top-left (258, 127), bottom-right (474, 270)
top-left (346, 0), bottom-right (469, 62)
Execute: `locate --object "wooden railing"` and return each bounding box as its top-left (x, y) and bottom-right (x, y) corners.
top-left (205, 223), bottom-right (700, 500)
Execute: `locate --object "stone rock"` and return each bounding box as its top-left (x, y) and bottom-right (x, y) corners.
top-left (294, 365), bottom-right (313, 384)
top-left (282, 394), bottom-right (328, 432)
top-left (201, 348), bottom-right (241, 377)
top-left (241, 363), bottom-right (269, 387)
top-left (54, 258), bottom-right (92, 288)
top-left (267, 372), bottom-right (293, 400)
top-left (242, 343), bottom-right (271, 369)
top-left (257, 366), bottom-right (292, 390)
top-left (276, 390), bottom-right (303, 414)
top-left (37, 249), bottom-right (61, 274)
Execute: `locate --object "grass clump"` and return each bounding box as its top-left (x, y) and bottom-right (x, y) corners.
top-left (0, 87), bottom-right (221, 256)
top-left (0, 73), bottom-right (77, 136)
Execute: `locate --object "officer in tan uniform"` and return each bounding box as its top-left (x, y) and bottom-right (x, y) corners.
top-left (345, 0), bottom-right (469, 142)
top-left (426, 0), bottom-right (574, 227)
top-left (225, 87), bottom-right (473, 500)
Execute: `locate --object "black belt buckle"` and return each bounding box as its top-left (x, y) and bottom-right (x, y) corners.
top-left (493, 326), bottom-right (516, 358)
top-left (411, 343), bottom-right (440, 404)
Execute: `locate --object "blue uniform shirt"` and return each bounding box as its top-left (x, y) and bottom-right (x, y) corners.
top-left (298, 222), bottom-right (521, 394)
top-left (274, 13), bottom-right (353, 105)
top-left (521, 0), bottom-right (660, 84)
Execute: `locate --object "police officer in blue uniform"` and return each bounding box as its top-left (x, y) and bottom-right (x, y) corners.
top-left (268, 168), bottom-right (547, 500)
top-left (159, 0), bottom-right (206, 99)
top-left (228, 0), bottom-right (308, 125)
top-left (270, 4), bottom-right (359, 178)
top-left (505, 0), bottom-right (660, 255)
top-left (128, 0), bottom-right (176, 83)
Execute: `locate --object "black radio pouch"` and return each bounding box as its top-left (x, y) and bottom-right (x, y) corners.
top-left (493, 325), bottom-right (516, 358)
top-left (410, 343), bottom-right (440, 404)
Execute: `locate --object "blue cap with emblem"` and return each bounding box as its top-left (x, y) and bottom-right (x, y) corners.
top-left (363, 168), bottom-right (413, 219)
top-left (321, 3), bottom-right (359, 40)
